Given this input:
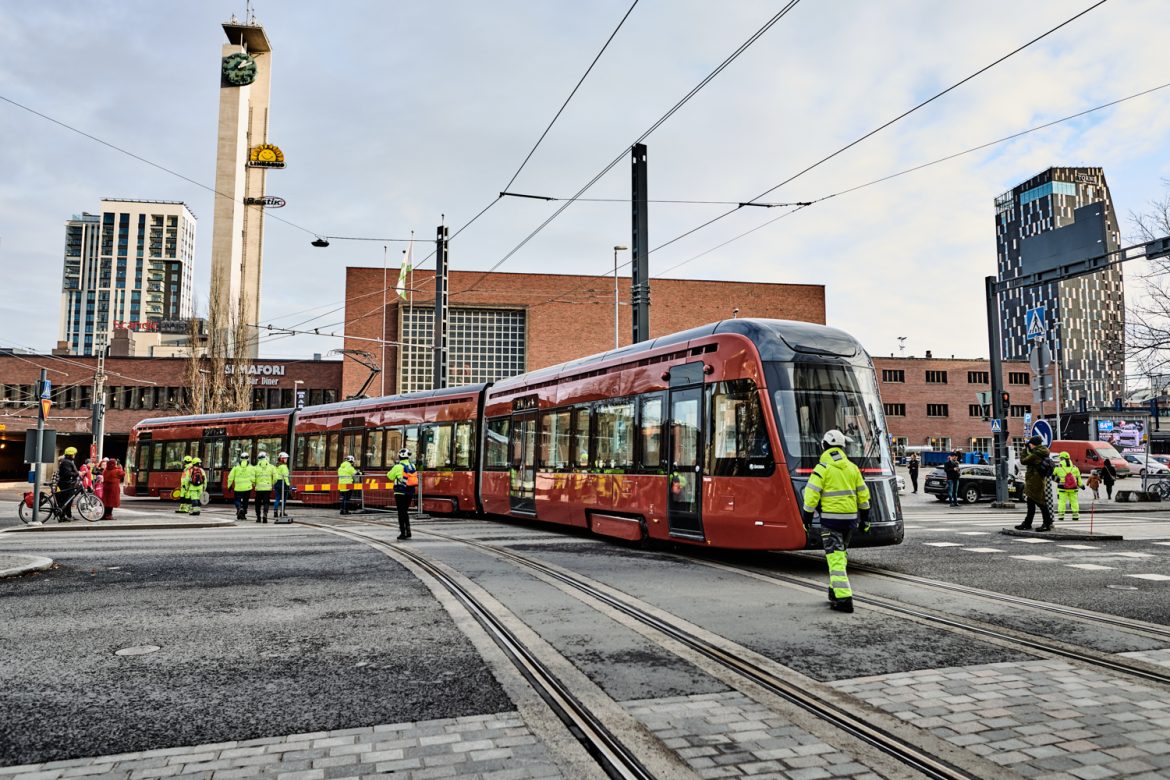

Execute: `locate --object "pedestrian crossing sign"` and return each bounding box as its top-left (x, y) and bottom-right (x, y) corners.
top-left (1025, 306), bottom-right (1047, 339)
top-left (990, 418), bottom-right (1002, 433)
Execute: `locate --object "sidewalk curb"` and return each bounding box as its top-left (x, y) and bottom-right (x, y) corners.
top-left (1000, 527), bottom-right (1124, 541)
top-left (3, 520), bottom-right (237, 533)
top-left (0, 555), bottom-right (54, 578)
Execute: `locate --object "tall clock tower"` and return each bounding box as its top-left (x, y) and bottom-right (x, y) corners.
top-left (209, 17), bottom-right (274, 359)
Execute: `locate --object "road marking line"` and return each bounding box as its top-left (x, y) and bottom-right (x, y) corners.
top-left (1015, 539), bottom-right (1054, 544)
top-left (956, 531), bottom-right (987, 535)
top-left (1126, 573), bottom-right (1170, 581)
top-left (1112, 552), bottom-right (1154, 558)
top-left (1065, 564), bottom-right (1114, 571)
top-left (1010, 555), bottom-right (1061, 562)
top-left (962, 547), bottom-right (1003, 553)
top-left (1057, 544), bottom-right (1099, 550)
top-left (923, 542), bottom-right (962, 547)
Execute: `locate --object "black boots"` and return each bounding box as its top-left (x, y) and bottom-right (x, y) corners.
top-left (1014, 522), bottom-right (1032, 530)
top-left (830, 597), bottom-right (854, 613)
top-left (1037, 523), bottom-right (1052, 532)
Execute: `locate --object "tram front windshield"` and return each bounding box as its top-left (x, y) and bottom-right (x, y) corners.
top-left (767, 360), bottom-right (891, 474)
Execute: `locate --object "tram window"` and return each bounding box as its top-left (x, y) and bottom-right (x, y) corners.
top-left (405, 427), bottom-right (420, 464)
top-left (229, 438), bottom-right (254, 465)
top-left (425, 424), bottom-right (453, 469)
top-left (571, 408), bottom-right (591, 469)
top-left (151, 443), bottom-right (162, 470)
top-left (326, 434), bottom-right (339, 466)
top-left (163, 441), bottom-right (186, 470)
top-left (453, 422), bottom-right (474, 469)
top-left (134, 444), bottom-right (148, 472)
top-left (257, 437), bottom-right (282, 460)
top-left (295, 437), bottom-right (306, 468)
top-left (385, 429), bottom-right (403, 463)
top-left (367, 430), bottom-right (384, 468)
top-left (339, 431), bottom-right (362, 464)
top-left (186, 441), bottom-right (201, 460)
top-left (539, 410), bottom-right (570, 470)
top-left (594, 400), bottom-right (634, 471)
top-left (708, 380), bottom-right (772, 477)
top-left (639, 395), bottom-right (664, 470)
top-left (485, 418), bottom-right (510, 470)
top-left (305, 434), bottom-right (326, 468)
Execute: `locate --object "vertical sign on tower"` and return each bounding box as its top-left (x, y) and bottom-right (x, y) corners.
top-left (432, 225), bottom-right (450, 390)
top-left (630, 143), bottom-right (650, 344)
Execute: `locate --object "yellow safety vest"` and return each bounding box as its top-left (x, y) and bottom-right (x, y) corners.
top-left (802, 447), bottom-right (870, 522)
top-left (337, 461), bottom-right (357, 488)
top-left (228, 462), bottom-right (255, 491)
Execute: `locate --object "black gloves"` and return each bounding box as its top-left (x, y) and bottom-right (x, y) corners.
top-left (859, 508), bottom-right (872, 533)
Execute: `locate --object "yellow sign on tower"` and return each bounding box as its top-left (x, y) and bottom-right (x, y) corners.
top-left (248, 144), bottom-right (286, 168)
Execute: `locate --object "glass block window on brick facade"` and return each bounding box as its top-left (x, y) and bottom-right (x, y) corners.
top-left (399, 306), bottom-right (527, 393)
top-left (968, 404), bottom-right (985, 417)
top-left (1008, 372), bottom-right (1029, 385)
top-left (925, 370), bottom-right (948, 384)
top-left (881, 369), bottom-right (904, 383)
top-left (883, 403), bottom-right (905, 416)
top-left (1009, 404), bottom-right (1031, 417)
top-left (967, 371), bottom-right (989, 384)
top-left (926, 403), bottom-right (949, 417)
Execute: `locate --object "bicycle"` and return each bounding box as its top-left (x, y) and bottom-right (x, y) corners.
top-left (18, 484), bottom-right (104, 524)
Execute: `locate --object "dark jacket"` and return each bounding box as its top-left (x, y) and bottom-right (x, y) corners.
top-left (1021, 444), bottom-right (1051, 503)
top-left (57, 457), bottom-right (80, 489)
top-left (943, 460), bottom-right (960, 481)
top-left (907, 457), bottom-right (919, 475)
top-left (1100, 459), bottom-right (1117, 485)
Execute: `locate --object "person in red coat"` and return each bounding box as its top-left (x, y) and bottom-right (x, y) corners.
top-left (102, 458), bottom-right (125, 519)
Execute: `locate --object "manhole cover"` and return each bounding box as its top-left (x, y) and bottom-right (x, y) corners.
top-left (115, 645), bottom-right (161, 656)
top-left (1106, 585), bottom-right (1138, 591)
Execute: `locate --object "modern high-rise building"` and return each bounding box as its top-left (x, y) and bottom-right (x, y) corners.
top-left (994, 167), bottom-right (1125, 410)
top-left (59, 199), bottom-right (197, 356)
top-left (209, 16), bottom-right (275, 359)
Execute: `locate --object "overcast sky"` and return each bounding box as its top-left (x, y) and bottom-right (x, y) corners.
top-left (2, 0), bottom-right (1169, 365)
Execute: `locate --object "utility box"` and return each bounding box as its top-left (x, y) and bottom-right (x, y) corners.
top-left (24, 429), bottom-right (57, 464)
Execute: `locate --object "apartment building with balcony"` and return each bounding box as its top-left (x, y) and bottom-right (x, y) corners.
top-left (59, 199), bottom-right (196, 356)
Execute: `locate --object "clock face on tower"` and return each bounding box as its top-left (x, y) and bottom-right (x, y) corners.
top-left (221, 52), bottom-right (257, 87)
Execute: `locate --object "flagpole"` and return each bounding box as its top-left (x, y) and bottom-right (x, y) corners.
top-left (381, 244), bottom-right (387, 396)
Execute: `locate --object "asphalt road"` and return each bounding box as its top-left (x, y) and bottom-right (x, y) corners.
top-left (0, 524), bottom-right (510, 766)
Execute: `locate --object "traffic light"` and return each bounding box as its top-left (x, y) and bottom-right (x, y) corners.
top-left (1000, 391), bottom-right (1010, 409)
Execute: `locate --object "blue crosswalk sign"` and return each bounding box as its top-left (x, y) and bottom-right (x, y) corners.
top-left (990, 419), bottom-right (1002, 433)
top-left (1025, 306), bottom-right (1047, 339)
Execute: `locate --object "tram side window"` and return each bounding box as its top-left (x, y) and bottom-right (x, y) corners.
top-left (186, 441), bottom-right (201, 460)
top-left (539, 410), bottom-right (570, 470)
top-left (405, 427), bottom-right (420, 465)
top-left (327, 434), bottom-right (340, 467)
top-left (425, 424), bottom-right (453, 469)
top-left (485, 418), bottom-right (509, 470)
top-left (305, 434), bottom-right (326, 468)
top-left (339, 431), bottom-right (362, 464)
top-left (594, 400), bottom-right (634, 471)
top-left (151, 443), bottom-right (163, 470)
top-left (639, 395), bottom-right (664, 470)
top-left (257, 437), bottom-right (282, 459)
top-left (295, 436), bottom-right (307, 468)
top-left (384, 429), bottom-right (403, 464)
top-left (367, 430), bottom-right (384, 469)
top-left (164, 441), bottom-right (187, 470)
top-left (453, 422), bottom-right (474, 469)
top-left (136, 444), bottom-right (151, 472)
top-left (571, 408), bottom-right (591, 469)
top-left (708, 380), bottom-right (772, 477)
top-left (229, 438), bottom-right (254, 466)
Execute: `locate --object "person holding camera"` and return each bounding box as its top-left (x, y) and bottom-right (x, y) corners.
top-left (1015, 435), bottom-right (1054, 531)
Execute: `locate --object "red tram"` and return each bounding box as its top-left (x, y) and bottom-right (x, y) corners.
top-left (128, 319), bottom-right (904, 550)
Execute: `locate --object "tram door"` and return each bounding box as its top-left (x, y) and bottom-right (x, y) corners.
top-left (201, 436), bottom-right (227, 498)
top-left (509, 412), bottom-right (537, 514)
top-left (667, 385), bottom-right (704, 538)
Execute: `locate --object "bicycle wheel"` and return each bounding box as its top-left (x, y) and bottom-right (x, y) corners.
top-left (75, 492), bottom-right (104, 522)
top-left (17, 496), bottom-right (33, 524)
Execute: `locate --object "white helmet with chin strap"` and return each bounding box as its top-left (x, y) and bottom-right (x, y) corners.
top-left (821, 429), bottom-right (851, 450)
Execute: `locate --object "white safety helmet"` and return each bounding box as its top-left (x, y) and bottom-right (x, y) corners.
top-left (821, 429), bottom-right (851, 449)
top-left (278, 451), bottom-right (289, 460)
top-left (398, 448), bottom-right (412, 460)
top-left (346, 454), bottom-right (355, 462)
top-left (257, 451), bottom-right (268, 459)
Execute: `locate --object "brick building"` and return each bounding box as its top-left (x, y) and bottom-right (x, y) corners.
top-left (342, 268), bottom-right (826, 398)
top-left (872, 354), bottom-right (1045, 458)
top-left (0, 353), bottom-right (341, 477)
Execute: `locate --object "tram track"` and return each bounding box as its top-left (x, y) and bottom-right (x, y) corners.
top-left (296, 520), bottom-right (655, 780)
top-left (341, 517), bottom-right (989, 780)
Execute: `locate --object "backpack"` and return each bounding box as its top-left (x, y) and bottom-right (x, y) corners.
top-left (1061, 470), bottom-right (1077, 490)
top-left (398, 463), bottom-right (418, 489)
top-left (190, 466), bottom-right (205, 486)
top-left (1036, 457), bottom-right (1055, 479)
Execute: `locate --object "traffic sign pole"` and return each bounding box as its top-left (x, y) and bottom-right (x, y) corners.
top-left (984, 276), bottom-right (1012, 506)
top-left (32, 369), bottom-right (46, 525)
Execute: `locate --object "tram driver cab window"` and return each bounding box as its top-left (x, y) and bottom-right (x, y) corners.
top-left (707, 380), bottom-right (772, 477)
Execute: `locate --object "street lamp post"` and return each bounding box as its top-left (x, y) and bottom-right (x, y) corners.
top-left (613, 245), bottom-right (628, 349)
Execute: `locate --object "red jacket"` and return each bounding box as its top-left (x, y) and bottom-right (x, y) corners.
top-left (102, 464), bottom-right (125, 509)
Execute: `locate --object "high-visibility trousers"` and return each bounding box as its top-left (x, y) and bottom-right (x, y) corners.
top-left (821, 528), bottom-right (853, 600)
top-left (1057, 489), bottom-right (1080, 519)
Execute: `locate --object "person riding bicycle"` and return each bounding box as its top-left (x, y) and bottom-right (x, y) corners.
top-left (56, 447), bottom-right (82, 520)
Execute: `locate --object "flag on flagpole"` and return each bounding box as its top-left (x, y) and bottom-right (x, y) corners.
top-left (396, 240), bottom-right (413, 299)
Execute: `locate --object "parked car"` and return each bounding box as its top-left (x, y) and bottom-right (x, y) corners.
top-left (895, 474), bottom-right (906, 493)
top-left (1150, 454), bottom-right (1170, 468)
top-left (1121, 453), bottom-right (1170, 476)
top-left (923, 464), bottom-right (1024, 504)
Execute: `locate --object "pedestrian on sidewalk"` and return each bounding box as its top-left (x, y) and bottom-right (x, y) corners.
top-left (187, 458), bottom-right (205, 516)
top-left (228, 453), bottom-right (255, 521)
top-left (94, 458), bottom-right (107, 504)
top-left (944, 454), bottom-right (961, 507)
top-left (386, 448), bottom-right (418, 539)
top-left (177, 456), bottom-right (194, 514)
top-left (338, 455), bottom-right (358, 515)
top-left (1053, 451), bottom-right (1082, 521)
top-left (1015, 436), bottom-right (1054, 531)
top-left (907, 453), bottom-right (920, 494)
top-left (274, 452), bottom-right (290, 518)
top-left (253, 451), bottom-right (276, 523)
top-left (101, 459), bottom-right (124, 520)
top-left (1100, 457), bottom-right (1117, 500)
top-left (1087, 469), bottom-right (1101, 500)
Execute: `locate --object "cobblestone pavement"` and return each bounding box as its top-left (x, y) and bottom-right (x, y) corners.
top-left (622, 691), bottom-right (882, 779)
top-left (831, 659), bottom-right (1170, 779)
top-left (0, 712), bottom-right (563, 780)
